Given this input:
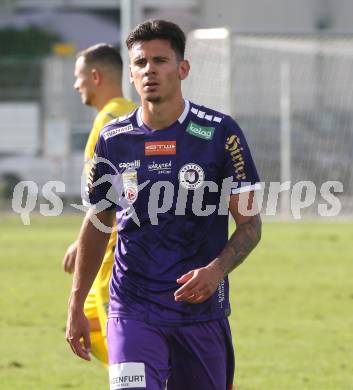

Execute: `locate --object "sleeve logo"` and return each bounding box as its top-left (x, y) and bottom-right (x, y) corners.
top-left (86, 153), bottom-right (98, 194)
top-left (225, 135), bottom-right (246, 180)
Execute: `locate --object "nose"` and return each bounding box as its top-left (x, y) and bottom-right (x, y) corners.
top-left (144, 61), bottom-right (156, 75)
top-left (73, 80), bottom-right (79, 90)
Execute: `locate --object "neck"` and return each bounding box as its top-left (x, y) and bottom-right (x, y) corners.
top-left (94, 86), bottom-right (123, 111)
top-left (141, 93), bottom-right (185, 130)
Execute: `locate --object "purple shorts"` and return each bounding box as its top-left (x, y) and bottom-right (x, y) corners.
top-left (107, 317), bottom-right (234, 390)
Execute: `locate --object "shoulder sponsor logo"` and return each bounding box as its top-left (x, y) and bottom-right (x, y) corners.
top-left (103, 124), bottom-right (133, 140)
top-left (186, 121), bottom-right (215, 141)
top-left (145, 141), bottom-right (176, 155)
top-left (179, 163), bottom-right (205, 190)
top-left (109, 362), bottom-right (146, 389)
top-left (147, 160), bottom-right (172, 175)
top-left (118, 160), bottom-right (140, 169)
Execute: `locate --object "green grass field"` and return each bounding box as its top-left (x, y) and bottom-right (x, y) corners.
top-left (0, 213), bottom-right (352, 389)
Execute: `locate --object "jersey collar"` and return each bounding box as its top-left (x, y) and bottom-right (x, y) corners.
top-left (137, 99), bottom-right (190, 127)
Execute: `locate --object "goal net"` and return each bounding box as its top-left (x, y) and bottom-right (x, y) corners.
top-left (183, 30), bottom-right (353, 219)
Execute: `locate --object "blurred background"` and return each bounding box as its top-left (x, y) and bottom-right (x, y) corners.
top-left (1, 2), bottom-right (353, 390)
top-left (0, 0), bottom-right (352, 217)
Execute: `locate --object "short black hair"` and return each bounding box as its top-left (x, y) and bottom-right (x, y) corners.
top-left (126, 20), bottom-right (186, 59)
top-left (77, 43), bottom-right (123, 75)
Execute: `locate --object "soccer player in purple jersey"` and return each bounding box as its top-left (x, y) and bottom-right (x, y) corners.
top-left (66, 20), bottom-right (262, 390)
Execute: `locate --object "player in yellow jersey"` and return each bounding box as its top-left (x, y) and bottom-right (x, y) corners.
top-left (63, 43), bottom-right (137, 366)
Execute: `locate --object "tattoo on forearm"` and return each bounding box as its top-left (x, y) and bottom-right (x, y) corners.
top-left (216, 215), bottom-right (262, 276)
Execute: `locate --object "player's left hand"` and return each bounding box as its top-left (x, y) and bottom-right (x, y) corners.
top-left (66, 307), bottom-right (91, 361)
top-left (174, 264), bottom-right (224, 304)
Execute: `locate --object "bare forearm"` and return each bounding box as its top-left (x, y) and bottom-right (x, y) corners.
top-left (69, 209), bottom-right (113, 308)
top-left (210, 214), bottom-right (262, 276)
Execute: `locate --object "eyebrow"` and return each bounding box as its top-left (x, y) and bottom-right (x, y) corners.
top-left (133, 55), bottom-right (169, 62)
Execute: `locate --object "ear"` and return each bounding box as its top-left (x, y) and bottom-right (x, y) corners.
top-left (91, 68), bottom-right (102, 86)
top-left (178, 59), bottom-right (190, 81)
top-left (129, 64), bottom-right (134, 84)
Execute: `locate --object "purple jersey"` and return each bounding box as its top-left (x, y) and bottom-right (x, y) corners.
top-left (86, 100), bottom-right (260, 325)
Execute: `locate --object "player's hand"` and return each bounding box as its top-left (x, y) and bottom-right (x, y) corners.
top-left (174, 263), bottom-right (224, 304)
top-left (63, 241), bottom-right (78, 273)
top-left (66, 306), bottom-right (91, 361)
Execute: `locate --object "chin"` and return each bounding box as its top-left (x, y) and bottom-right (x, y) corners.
top-left (146, 95), bottom-right (162, 103)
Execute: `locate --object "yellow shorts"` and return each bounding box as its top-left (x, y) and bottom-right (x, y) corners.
top-left (89, 331), bottom-right (108, 367)
top-left (83, 246), bottom-right (114, 366)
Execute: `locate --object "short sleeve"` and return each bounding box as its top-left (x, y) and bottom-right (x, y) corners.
top-left (82, 134), bottom-right (117, 211)
top-left (222, 116), bottom-right (261, 195)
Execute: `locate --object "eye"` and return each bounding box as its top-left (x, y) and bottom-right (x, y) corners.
top-left (134, 58), bottom-right (146, 67)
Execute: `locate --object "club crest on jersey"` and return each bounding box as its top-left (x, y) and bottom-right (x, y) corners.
top-left (122, 170), bottom-right (138, 203)
top-left (186, 121), bottom-right (215, 141)
top-left (178, 163), bottom-right (205, 190)
top-left (145, 141), bottom-right (176, 155)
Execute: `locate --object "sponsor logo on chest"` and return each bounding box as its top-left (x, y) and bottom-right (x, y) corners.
top-left (186, 121), bottom-right (215, 141)
top-left (118, 160), bottom-right (141, 169)
top-left (145, 141), bottom-right (176, 155)
top-left (148, 160), bottom-right (172, 175)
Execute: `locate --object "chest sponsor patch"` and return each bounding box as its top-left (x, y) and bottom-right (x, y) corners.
top-left (148, 160), bottom-right (172, 175)
top-left (109, 362), bottom-right (146, 389)
top-left (145, 141), bottom-right (176, 155)
top-left (103, 124), bottom-right (133, 140)
top-left (119, 160), bottom-right (141, 169)
top-left (186, 121), bottom-right (215, 141)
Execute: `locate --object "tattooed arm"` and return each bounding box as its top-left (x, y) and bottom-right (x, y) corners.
top-left (174, 191), bottom-right (261, 304)
top-left (211, 191), bottom-right (262, 276)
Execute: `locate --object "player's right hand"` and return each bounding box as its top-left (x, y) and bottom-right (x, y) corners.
top-left (63, 240), bottom-right (78, 273)
top-left (66, 306), bottom-right (91, 361)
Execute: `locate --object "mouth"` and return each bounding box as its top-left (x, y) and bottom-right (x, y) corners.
top-left (143, 80), bottom-right (159, 89)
